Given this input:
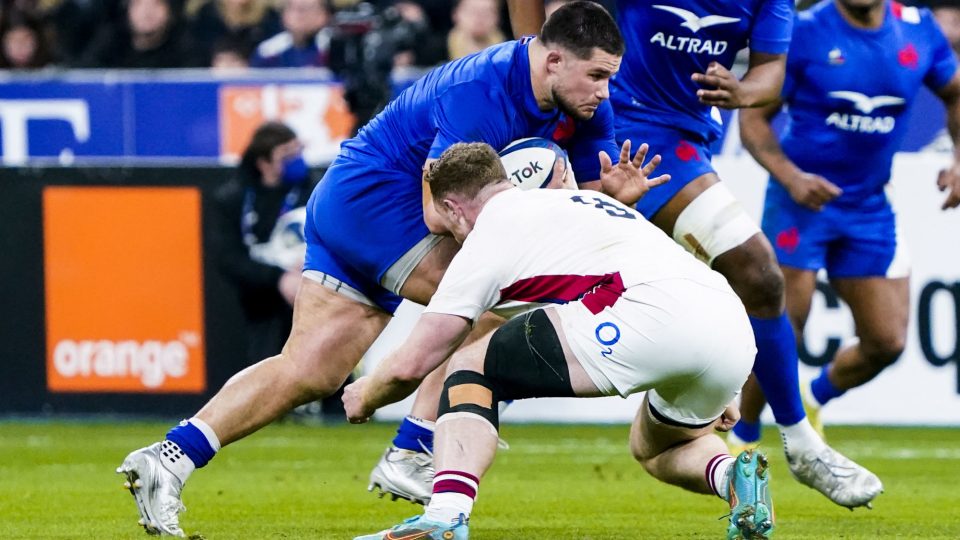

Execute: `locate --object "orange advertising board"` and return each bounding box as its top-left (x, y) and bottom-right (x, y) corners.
top-left (219, 84), bottom-right (355, 164)
top-left (43, 187), bottom-right (206, 393)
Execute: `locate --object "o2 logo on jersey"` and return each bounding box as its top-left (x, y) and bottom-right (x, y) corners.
top-left (649, 5), bottom-right (740, 55)
top-left (595, 321), bottom-right (621, 359)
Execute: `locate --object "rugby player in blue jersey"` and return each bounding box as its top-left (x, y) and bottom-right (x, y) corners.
top-left (116, 3), bottom-right (667, 536)
top-left (509, 0), bottom-right (882, 508)
top-left (738, 0), bottom-right (960, 450)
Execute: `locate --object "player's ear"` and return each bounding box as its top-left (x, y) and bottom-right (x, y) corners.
top-left (441, 198), bottom-right (458, 217)
top-left (545, 49), bottom-right (564, 74)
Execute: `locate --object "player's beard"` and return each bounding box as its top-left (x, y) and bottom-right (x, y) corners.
top-left (553, 88), bottom-right (596, 122)
top-left (837, 0), bottom-right (884, 19)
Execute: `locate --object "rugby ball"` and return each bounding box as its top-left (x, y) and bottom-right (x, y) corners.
top-left (498, 137), bottom-right (570, 190)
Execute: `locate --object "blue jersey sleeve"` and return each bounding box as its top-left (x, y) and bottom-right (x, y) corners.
top-left (566, 101), bottom-right (619, 183)
top-left (924, 11), bottom-right (959, 91)
top-left (781, 14), bottom-right (812, 102)
top-left (428, 82), bottom-right (511, 160)
top-left (749, 0), bottom-right (793, 55)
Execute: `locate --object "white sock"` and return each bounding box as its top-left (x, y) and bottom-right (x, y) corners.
top-left (779, 418), bottom-right (825, 459)
top-left (159, 440), bottom-right (195, 485)
top-left (706, 454), bottom-right (735, 501)
top-left (424, 492), bottom-right (473, 524)
top-left (407, 415), bottom-right (436, 431)
top-left (189, 417), bottom-right (222, 452)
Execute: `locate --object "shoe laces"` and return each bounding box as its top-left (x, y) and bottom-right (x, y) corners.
top-left (816, 448), bottom-right (860, 475)
top-left (416, 439), bottom-right (434, 458)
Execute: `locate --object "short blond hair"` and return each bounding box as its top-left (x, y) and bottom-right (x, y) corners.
top-left (427, 143), bottom-right (508, 202)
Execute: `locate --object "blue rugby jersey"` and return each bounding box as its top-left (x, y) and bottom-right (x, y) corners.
top-left (610, 0), bottom-right (793, 142)
top-left (775, 0), bottom-right (957, 208)
top-left (338, 39), bottom-right (618, 183)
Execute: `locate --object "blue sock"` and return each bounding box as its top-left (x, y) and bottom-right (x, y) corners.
top-left (166, 420), bottom-right (217, 468)
top-left (392, 416), bottom-right (434, 453)
top-left (811, 366), bottom-right (845, 405)
top-left (749, 315), bottom-right (805, 426)
top-left (732, 419), bottom-right (762, 443)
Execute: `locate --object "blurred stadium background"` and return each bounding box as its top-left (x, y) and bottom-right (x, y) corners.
top-left (0, 0), bottom-right (959, 538)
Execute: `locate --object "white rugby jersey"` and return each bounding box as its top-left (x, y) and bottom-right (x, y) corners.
top-left (425, 187), bottom-right (729, 320)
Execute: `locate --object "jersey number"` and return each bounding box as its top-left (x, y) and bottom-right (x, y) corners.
top-left (570, 195), bottom-right (636, 219)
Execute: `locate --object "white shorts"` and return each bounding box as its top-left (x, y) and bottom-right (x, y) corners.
top-left (557, 277), bottom-right (756, 426)
top-left (673, 182), bottom-right (761, 266)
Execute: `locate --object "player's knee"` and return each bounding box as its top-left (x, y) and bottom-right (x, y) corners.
top-left (861, 333), bottom-right (906, 368)
top-left (629, 437), bottom-right (663, 479)
top-left (438, 370), bottom-right (500, 431)
top-left (286, 366), bottom-right (343, 402)
top-left (628, 412), bottom-right (660, 464)
top-left (714, 238), bottom-right (785, 315)
top-left (734, 264), bottom-right (785, 315)
top-left (629, 432), bottom-right (653, 463)
top-left (276, 349), bottom-right (349, 401)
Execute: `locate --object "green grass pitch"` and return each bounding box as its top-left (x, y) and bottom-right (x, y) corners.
top-left (1, 420), bottom-right (959, 539)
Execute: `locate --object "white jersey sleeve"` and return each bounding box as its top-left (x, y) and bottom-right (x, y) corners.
top-left (424, 230), bottom-right (506, 321)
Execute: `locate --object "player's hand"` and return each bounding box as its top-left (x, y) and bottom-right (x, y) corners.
top-left (692, 62), bottom-right (746, 109)
top-left (278, 269), bottom-right (301, 306)
top-left (784, 171), bottom-right (842, 211)
top-left (598, 140), bottom-right (670, 206)
top-left (714, 403), bottom-right (740, 433)
top-left (937, 163), bottom-right (960, 210)
top-left (343, 376), bottom-right (374, 424)
top-left (546, 157), bottom-right (577, 190)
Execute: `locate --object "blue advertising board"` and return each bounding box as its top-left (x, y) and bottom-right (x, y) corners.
top-left (0, 69), bottom-right (949, 166)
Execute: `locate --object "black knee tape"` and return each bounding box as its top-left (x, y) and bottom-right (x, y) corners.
top-left (484, 309), bottom-right (576, 400)
top-left (438, 370), bottom-right (500, 430)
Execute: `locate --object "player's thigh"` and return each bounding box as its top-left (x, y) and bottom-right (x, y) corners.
top-left (830, 276), bottom-right (910, 351)
top-left (710, 233), bottom-right (784, 316)
top-left (305, 159), bottom-right (440, 312)
top-left (826, 202), bottom-right (910, 349)
top-left (658, 181), bottom-right (773, 293)
top-left (760, 184), bottom-right (832, 278)
top-left (825, 200), bottom-right (909, 281)
top-left (630, 394), bottom-right (718, 462)
top-left (444, 312), bottom-right (507, 376)
top-left (475, 309), bottom-right (599, 399)
top-left (283, 277), bottom-right (391, 390)
top-left (398, 236), bottom-right (461, 306)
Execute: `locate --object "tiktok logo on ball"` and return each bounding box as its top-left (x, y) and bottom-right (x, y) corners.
top-left (596, 322), bottom-right (621, 359)
top-left (508, 160), bottom-right (544, 184)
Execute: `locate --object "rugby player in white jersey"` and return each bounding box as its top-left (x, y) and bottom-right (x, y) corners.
top-left (344, 142), bottom-right (775, 540)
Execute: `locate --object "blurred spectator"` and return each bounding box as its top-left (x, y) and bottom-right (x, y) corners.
top-left (388, 0), bottom-right (453, 37)
top-left (0, 12), bottom-right (53, 68)
top-left (250, 0), bottom-right (330, 67)
top-left (80, 0), bottom-right (200, 68)
top-left (446, 0), bottom-right (504, 60)
top-left (212, 121), bottom-right (311, 365)
top-left (210, 34), bottom-right (251, 70)
top-left (50, 0), bottom-right (124, 65)
top-left (390, 0), bottom-right (445, 67)
top-left (930, 0), bottom-right (960, 54)
top-left (188, 0), bottom-right (281, 66)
